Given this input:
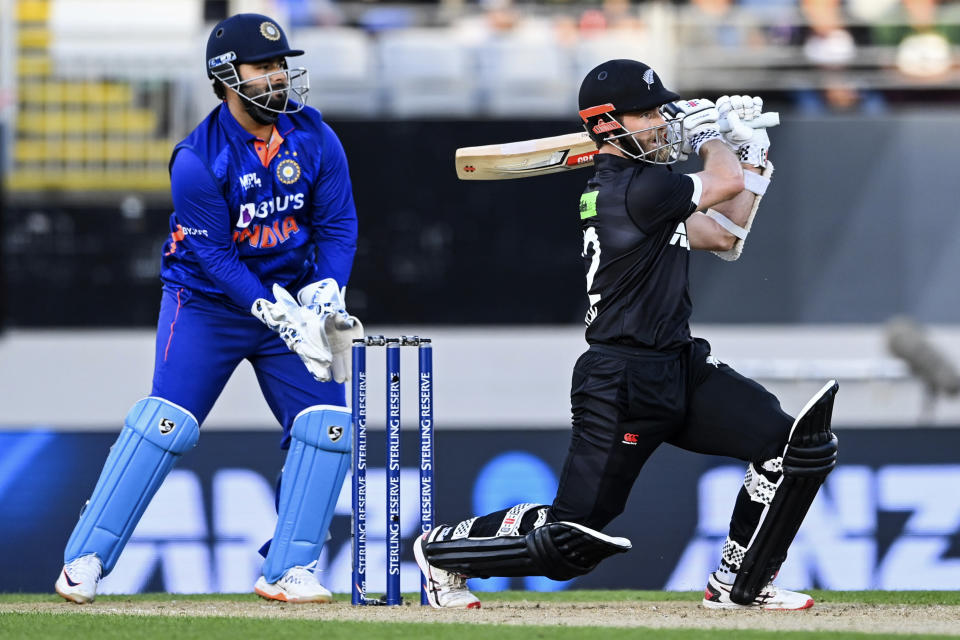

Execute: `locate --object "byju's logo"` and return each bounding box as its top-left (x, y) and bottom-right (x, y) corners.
top-left (236, 194), bottom-right (305, 228)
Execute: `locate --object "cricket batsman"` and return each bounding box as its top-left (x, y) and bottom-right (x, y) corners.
top-left (414, 59), bottom-right (839, 610)
top-left (55, 13), bottom-right (362, 604)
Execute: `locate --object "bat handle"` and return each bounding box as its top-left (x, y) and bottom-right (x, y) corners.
top-left (718, 112), bottom-right (779, 132)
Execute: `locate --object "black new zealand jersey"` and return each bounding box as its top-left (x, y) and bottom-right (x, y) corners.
top-left (579, 154), bottom-right (698, 351)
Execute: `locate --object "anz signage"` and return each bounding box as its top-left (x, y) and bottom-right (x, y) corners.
top-left (96, 460), bottom-right (960, 594)
top-left (4, 430), bottom-right (959, 592)
top-left (668, 464), bottom-right (960, 591)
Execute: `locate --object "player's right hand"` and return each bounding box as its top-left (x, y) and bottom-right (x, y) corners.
top-left (717, 95), bottom-right (770, 167)
top-left (670, 98), bottom-right (722, 156)
top-left (322, 312), bottom-right (364, 383)
top-left (297, 278), bottom-right (364, 383)
top-left (252, 284), bottom-right (334, 381)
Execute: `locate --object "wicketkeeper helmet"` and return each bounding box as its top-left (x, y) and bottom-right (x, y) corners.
top-left (206, 13), bottom-right (309, 123)
top-left (206, 13), bottom-right (304, 78)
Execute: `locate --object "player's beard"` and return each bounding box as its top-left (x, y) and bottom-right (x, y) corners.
top-left (239, 82), bottom-right (289, 125)
top-left (647, 128), bottom-right (673, 163)
top-left (651, 145), bottom-right (673, 163)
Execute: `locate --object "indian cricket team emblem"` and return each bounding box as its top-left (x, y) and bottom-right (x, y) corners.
top-left (158, 418), bottom-right (176, 435)
top-left (328, 425), bottom-right (344, 442)
top-left (277, 158), bottom-right (301, 185)
top-left (260, 21), bottom-right (281, 41)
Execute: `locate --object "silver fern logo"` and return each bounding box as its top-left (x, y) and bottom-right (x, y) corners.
top-left (643, 69), bottom-right (655, 89)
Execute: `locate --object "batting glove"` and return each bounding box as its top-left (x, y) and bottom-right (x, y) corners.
top-left (670, 98), bottom-right (723, 156)
top-left (717, 95), bottom-right (770, 167)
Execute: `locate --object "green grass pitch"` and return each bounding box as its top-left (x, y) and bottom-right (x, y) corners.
top-left (1, 591), bottom-right (958, 640)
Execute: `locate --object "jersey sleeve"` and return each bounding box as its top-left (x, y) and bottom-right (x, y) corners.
top-left (307, 122), bottom-right (358, 288)
top-left (170, 149), bottom-right (272, 310)
top-left (624, 167), bottom-right (697, 234)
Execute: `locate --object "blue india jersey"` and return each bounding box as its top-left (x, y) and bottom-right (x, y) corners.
top-left (160, 103), bottom-right (357, 312)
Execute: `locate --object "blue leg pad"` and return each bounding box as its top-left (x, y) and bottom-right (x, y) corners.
top-left (263, 405), bottom-right (351, 582)
top-left (64, 397), bottom-right (199, 574)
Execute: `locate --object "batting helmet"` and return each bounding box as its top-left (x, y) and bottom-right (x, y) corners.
top-left (578, 59), bottom-right (683, 164)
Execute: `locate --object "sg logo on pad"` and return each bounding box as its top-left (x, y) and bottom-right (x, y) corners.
top-left (328, 425), bottom-right (344, 442)
top-left (158, 418), bottom-right (177, 435)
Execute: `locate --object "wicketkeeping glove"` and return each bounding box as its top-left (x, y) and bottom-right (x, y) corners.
top-left (670, 98), bottom-right (723, 156)
top-left (252, 283), bottom-right (334, 382)
top-left (298, 278), bottom-right (364, 384)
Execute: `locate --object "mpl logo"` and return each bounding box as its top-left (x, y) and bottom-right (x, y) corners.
top-left (665, 464), bottom-right (960, 590)
top-left (239, 173), bottom-right (261, 192)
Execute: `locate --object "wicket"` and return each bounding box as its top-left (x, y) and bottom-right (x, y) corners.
top-left (351, 335), bottom-right (435, 606)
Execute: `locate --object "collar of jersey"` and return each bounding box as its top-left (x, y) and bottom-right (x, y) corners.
top-left (595, 153), bottom-right (644, 169)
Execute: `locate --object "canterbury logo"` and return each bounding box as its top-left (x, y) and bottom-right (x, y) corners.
top-left (623, 433), bottom-right (639, 445)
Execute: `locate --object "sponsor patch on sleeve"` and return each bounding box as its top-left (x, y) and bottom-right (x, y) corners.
top-left (580, 191), bottom-right (599, 220)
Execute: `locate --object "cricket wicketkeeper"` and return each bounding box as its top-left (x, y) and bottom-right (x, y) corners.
top-left (56, 13), bottom-right (362, 604)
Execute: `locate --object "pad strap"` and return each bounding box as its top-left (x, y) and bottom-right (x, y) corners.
top-left (744, 463), bottom-right (779, 505)
top-left (424, 521), bottom-right (631, 581)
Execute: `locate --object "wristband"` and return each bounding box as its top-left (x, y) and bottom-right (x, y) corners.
top-left (743, 170), bottom-right (770, 196)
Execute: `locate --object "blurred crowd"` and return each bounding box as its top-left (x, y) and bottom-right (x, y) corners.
top-left (211, 0), bottom-right (958, 112)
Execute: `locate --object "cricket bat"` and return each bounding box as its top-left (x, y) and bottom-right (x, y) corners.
top-left (455, 112), bottom-right (779, 180)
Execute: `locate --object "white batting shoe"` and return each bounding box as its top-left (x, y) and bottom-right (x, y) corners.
top-left (414, 529), bottom-right (481, 609)
top-left (55, 554), bottom-right (102, 604)
top-left (702, 572), bottom-right (814, 610)
top-left (254, 562), bottom-right (333, 603)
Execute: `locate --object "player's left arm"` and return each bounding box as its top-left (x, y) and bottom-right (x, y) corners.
top-left (687, 95), bottom-right (772, 255)
top-left (307, 122), bottom-right (358, 287)
top-left (289, 121), bottom-right (363, 383)
top-left (686, 165), bottom-right (762, 251)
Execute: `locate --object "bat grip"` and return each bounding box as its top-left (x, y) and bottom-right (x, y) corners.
top-left (718, 112), bottom-right (780, 132)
